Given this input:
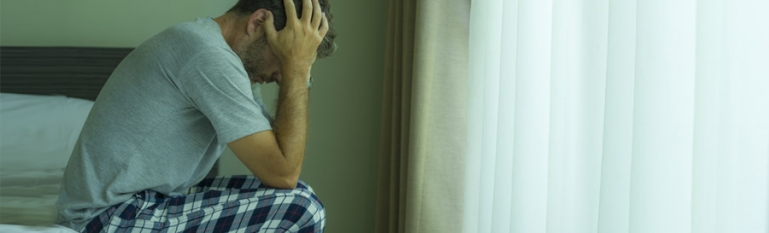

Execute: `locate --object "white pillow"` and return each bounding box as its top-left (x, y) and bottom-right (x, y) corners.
top-left (0, 93), bottom-right (93, 173)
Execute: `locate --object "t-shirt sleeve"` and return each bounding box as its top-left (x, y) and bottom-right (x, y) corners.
top-left (176, 49), bottom-right (272, 143)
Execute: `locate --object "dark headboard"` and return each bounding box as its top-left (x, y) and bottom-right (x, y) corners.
top-left (0, 46), bottom-right (219, 177)
top-left (0, 47), bottom-right (133, 101)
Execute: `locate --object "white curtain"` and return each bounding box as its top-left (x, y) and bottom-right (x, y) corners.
top-left (463, 0), bottom-right (769, 232)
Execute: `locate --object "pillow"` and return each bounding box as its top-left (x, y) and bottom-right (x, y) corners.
top-left (0, 93), bottom-right (93, 173)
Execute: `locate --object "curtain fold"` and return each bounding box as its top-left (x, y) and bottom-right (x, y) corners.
top-left (375, 0), bottom-right (471, 233)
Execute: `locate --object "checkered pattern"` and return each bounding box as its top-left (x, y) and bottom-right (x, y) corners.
top-left (82, 176), bottom-right (325, 233)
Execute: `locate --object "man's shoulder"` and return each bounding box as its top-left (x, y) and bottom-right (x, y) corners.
top-left (140, 20), bottom-right (240, 69)
top-left (165, 21), bottom-right (210, 38)
top-left (150, 18), bottom-right (228, 52)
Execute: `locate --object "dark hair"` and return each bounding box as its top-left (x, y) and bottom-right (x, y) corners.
top-left (228, 0), bottom-right (337, 58)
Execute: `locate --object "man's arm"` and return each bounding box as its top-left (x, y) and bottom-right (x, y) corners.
top-left (227, 0), bottom-right (328, 189)
top-left (227, 76), bottom-right (307, 189)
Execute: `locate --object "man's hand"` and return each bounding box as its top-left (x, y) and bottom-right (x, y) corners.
top-left (264, 0), bottom-right (329, 80)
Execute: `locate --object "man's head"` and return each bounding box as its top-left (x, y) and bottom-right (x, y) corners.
top-left (222, 0), bottom-right (336, 85)
top-left (228, 0), bottom-right (336, 59)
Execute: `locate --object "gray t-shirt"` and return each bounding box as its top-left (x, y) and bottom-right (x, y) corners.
top-left (56, 17), bottom-right (272, 231)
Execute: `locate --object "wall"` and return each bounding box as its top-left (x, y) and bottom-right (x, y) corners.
top-left (0, 1), bottom-right (231, 47)
top-left (0, 1), bottom-right (385, 232)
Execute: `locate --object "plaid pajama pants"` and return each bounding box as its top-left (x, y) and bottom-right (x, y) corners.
top-left (82, 176), bottom-right (325, 233)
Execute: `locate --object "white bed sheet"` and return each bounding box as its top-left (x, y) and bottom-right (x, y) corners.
top-left (0, 224), bottom-right (77, 233)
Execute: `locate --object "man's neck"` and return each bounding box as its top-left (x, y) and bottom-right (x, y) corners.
top-left (213, 14), bottom-right (243, 49)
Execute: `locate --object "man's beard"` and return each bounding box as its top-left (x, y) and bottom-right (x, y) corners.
top-left (239, 37), bottom-right (269, 82)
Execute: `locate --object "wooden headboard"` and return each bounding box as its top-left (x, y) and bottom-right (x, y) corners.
top-left (0, 46), bottom-right (219, 177)
top-left (0, 47), bottom-right (133, 101)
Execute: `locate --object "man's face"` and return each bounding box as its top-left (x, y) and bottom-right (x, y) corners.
top-left (240, 37), bottom-right (282, 85)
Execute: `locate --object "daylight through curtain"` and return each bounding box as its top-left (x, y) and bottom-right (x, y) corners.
top-left (463, 0), bottom-right (769, 232)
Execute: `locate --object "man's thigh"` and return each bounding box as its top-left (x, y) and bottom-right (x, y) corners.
top-left (84, 176), bottom-right (325, 233)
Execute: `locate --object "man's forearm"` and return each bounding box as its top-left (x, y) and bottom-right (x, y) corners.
top-left (272, 66), bottom-right (310, 174)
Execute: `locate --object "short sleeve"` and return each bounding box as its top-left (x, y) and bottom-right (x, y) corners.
top-left (177, 49), bottom-right (272, 143)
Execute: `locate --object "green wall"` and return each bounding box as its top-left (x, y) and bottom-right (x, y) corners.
top-left (1, 1), bottom-right (385, 232)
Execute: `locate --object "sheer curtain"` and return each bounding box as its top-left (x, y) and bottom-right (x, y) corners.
top-left (463, 0), bottom-right (769, 233)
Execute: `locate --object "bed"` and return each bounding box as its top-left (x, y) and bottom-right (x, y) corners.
top-left (0, 47), bottom-right (218, 232)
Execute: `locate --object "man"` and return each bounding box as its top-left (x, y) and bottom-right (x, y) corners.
top-left (56, 0), bottom-right (335, 232)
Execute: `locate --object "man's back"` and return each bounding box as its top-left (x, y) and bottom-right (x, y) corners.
top-left (56, 17), bottom-right (272, 231)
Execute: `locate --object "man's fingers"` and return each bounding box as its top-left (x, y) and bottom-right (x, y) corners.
top-left (301, 0), bottom-right (312, 23)
top-left (319, 13), bottom-right (329, 36)
top-left (263, 12), bottom-right (277, 40)
top-left (311, 0), bottom-right (322, 29)
top-left (266, 0), bottom-right (326, 70)
top-left (283, 0), bottom-right (298, 22)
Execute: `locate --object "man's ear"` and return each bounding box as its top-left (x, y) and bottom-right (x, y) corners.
top-left (246, 9), bottom-right (270, 36)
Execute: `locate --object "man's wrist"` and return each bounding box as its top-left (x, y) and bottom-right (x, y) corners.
top-left (281, 65), bottom-right (311, 87)
top-left (283, 63), bottom-right (311, 76)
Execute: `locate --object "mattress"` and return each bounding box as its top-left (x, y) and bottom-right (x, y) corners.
top-left (0, 169), bottom-right (63, 226)
top-left (0, 169), bottom-right (76, 233)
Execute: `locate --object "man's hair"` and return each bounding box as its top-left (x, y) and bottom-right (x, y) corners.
top-left (228, 0), bottom-right (337, 58)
